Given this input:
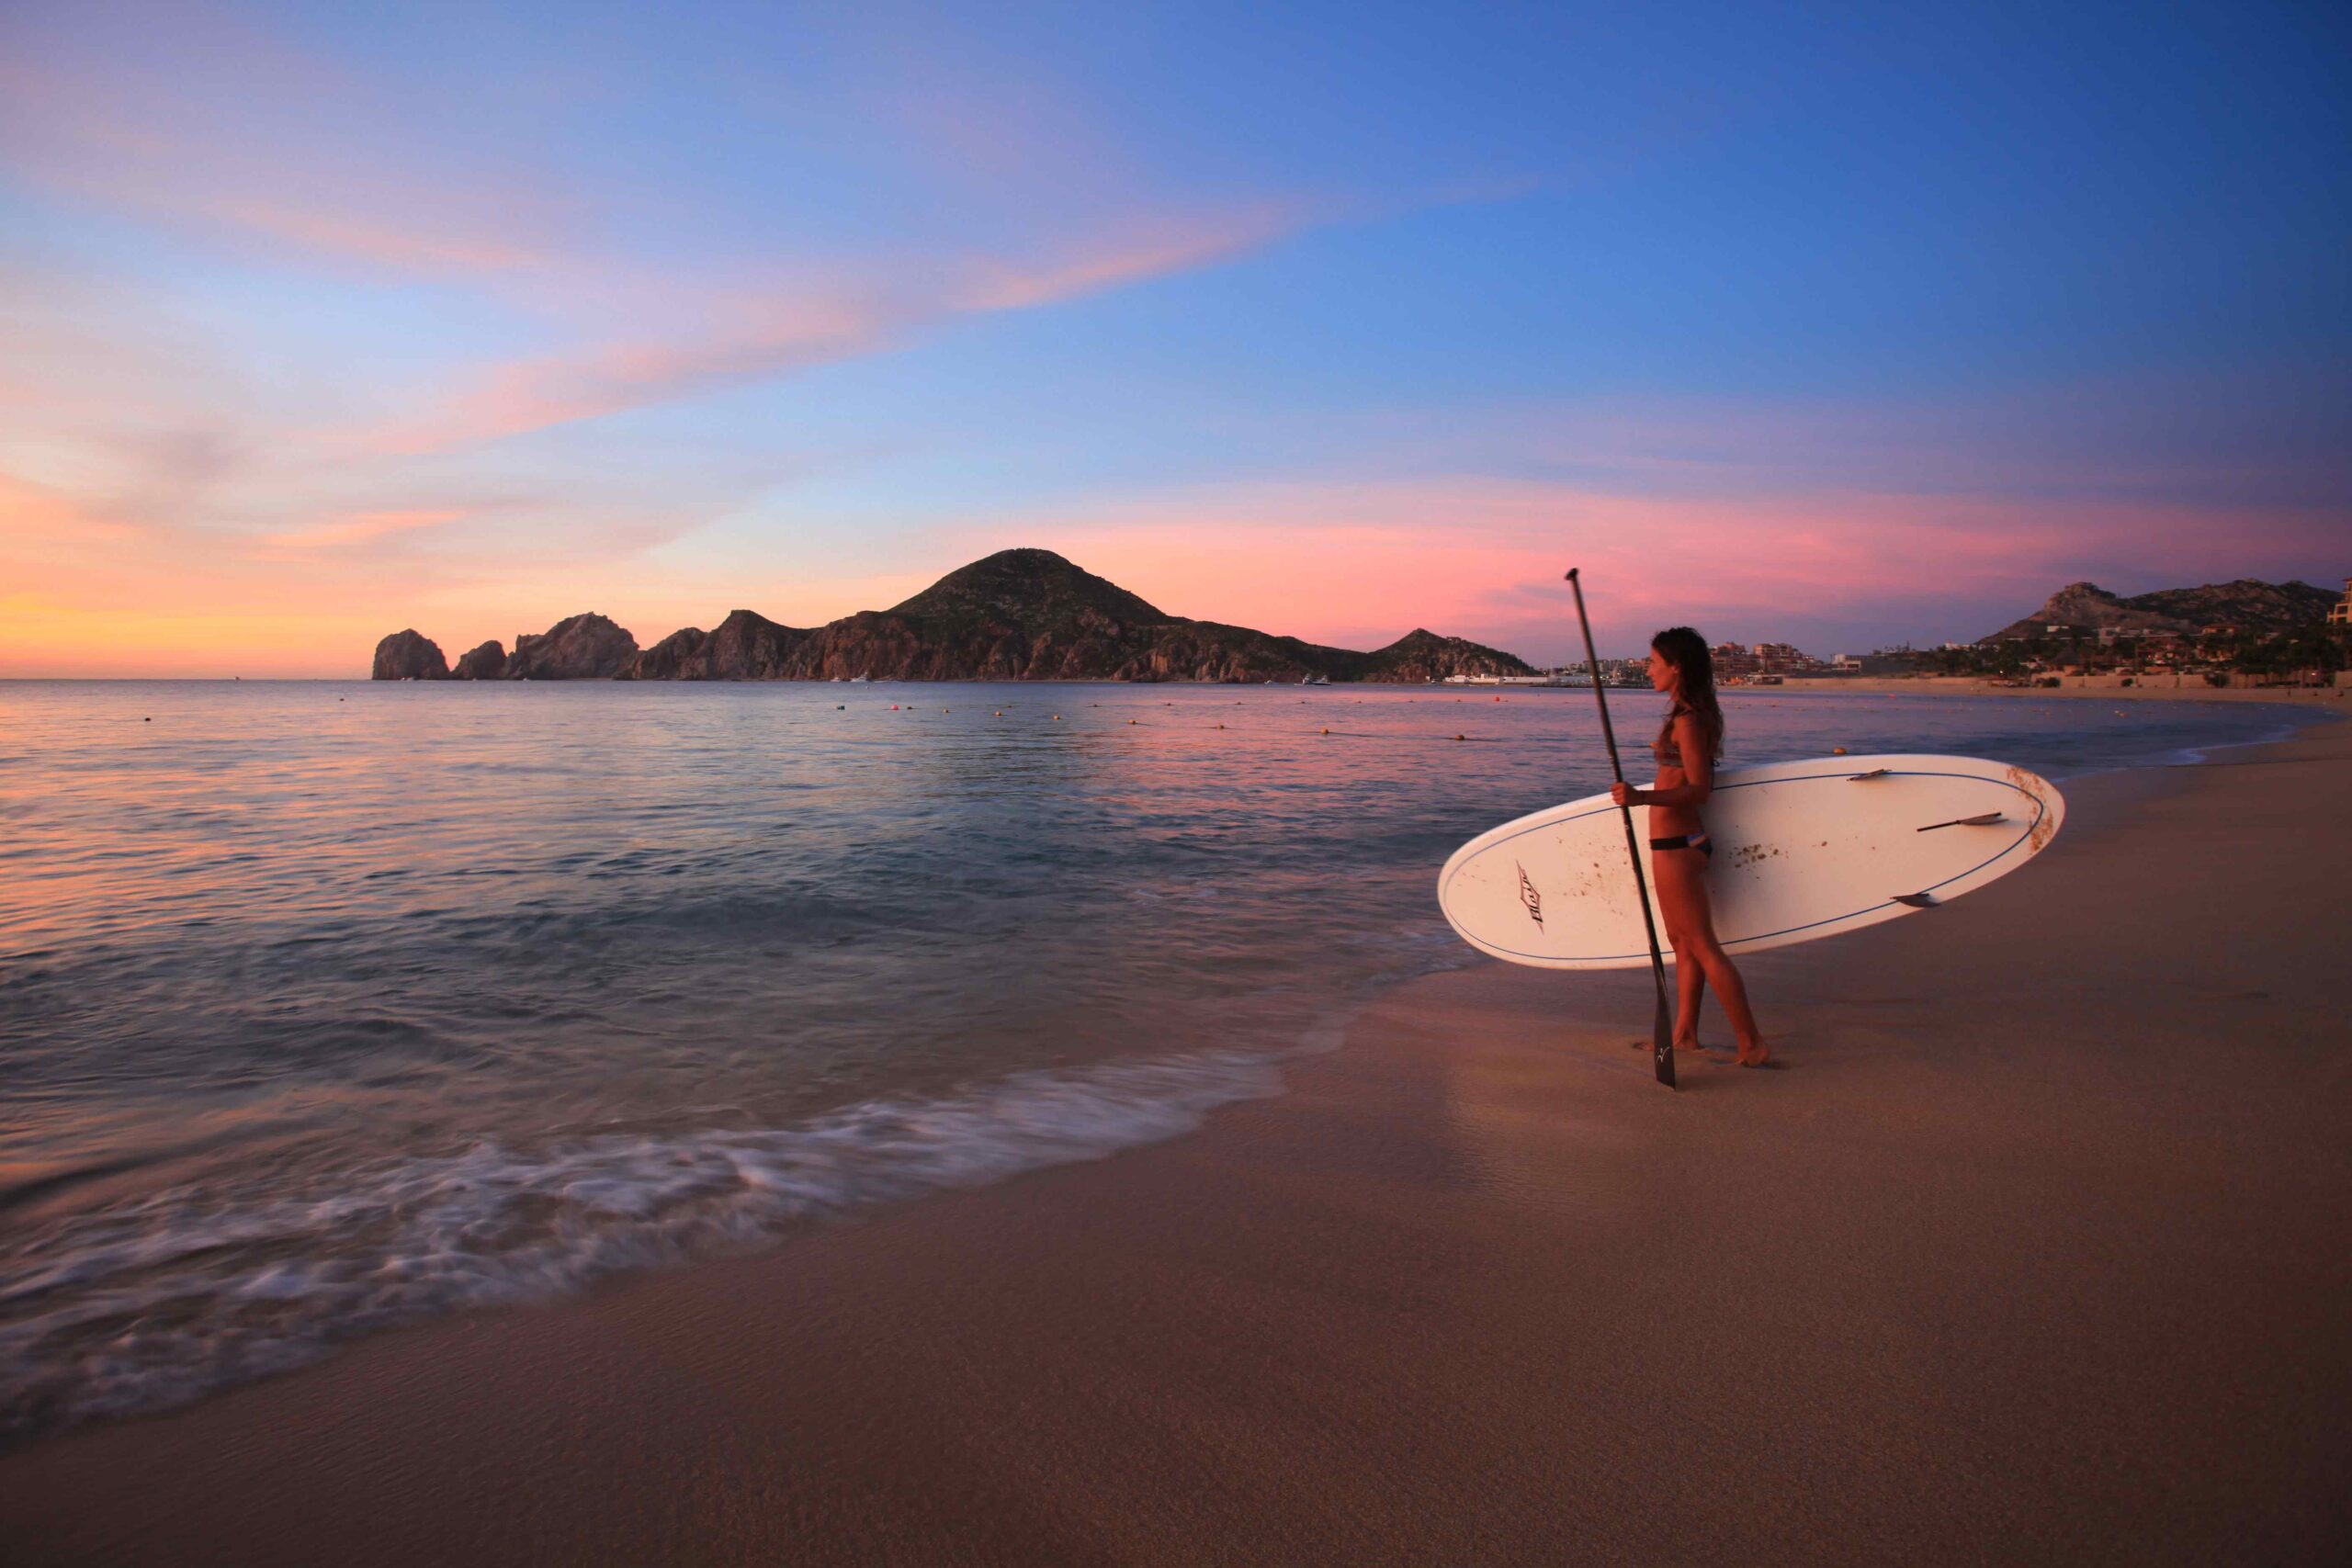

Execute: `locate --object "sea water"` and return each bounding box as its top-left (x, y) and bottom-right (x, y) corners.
top-left (0, 680), bottom-right (2316, 1441)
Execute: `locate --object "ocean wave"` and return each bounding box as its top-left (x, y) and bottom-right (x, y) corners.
top-left (0, 1048), bottom-right (1288, 1447)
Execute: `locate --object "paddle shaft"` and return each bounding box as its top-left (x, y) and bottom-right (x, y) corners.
top-left (1565, 570), bottom-right (1676, 1089)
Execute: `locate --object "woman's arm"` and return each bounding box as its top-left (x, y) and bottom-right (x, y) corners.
top-left (1611, 715), bottom-right (1713, 807)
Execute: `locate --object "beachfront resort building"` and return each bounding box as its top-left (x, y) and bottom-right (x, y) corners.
top-left (2331, 578), bottom-right (2351, 626)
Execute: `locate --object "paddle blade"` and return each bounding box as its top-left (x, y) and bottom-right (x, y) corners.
top-left (1653, 987), bottom-right (1677, 1089)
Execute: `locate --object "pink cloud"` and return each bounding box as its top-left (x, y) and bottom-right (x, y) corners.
top-left (360, 299), bottom-right (899, 456)
top-left (954, 204), bottom-right (1314, 312)
top-left (0, 468), bottom-right (149, 543)
top-left (354, 205), bottom-right (1318, 456)
top-left (260, 508), bottom-right (472, 550)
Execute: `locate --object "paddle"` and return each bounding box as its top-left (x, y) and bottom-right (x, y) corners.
top-left (1565, 570), bottom-right (1676, 1089)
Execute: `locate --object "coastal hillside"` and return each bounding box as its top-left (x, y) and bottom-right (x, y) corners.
top-left (1980, 579), bottom-right (2337, 642)
top-left (371, 547), bottom-right (1535, 682)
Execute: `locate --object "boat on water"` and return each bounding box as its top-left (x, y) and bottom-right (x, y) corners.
top-left (849, 674), bottom-right (871, 683)
top-left (1298, 674), bottom-right (1330, 686)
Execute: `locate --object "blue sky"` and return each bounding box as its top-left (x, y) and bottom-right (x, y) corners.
top-left (2, 0), bottom-right (2345, 673)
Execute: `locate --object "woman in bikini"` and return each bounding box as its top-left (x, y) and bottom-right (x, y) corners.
top-left (1608, 627), bottom-right (1771, 1067)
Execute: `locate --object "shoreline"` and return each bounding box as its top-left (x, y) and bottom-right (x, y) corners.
top-left (1769, 674), bottom-right (2347, 705)
top-left (5, 719), bottom-right (2348, 1563)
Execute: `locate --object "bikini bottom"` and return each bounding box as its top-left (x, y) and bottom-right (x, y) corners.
top-left (1647, 832), bottom-right (1713, 857)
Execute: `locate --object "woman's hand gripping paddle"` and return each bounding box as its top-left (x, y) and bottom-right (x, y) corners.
top-left (1565, 570), bottom-right (1676, 1089)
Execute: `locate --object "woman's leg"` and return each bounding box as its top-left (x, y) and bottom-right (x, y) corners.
top-left (1655, 850), bottom-right (1769, 1064)
top-left (1653, 854), bottom-right (1711, 1049)
top-left (1691, 934), bottom-right (1768, 1065)
top-left (1672, 934), bottom-right (1708, 1048)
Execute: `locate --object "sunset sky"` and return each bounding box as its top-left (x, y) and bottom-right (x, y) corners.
top-left (3, 0), bottom-right (2346, 676)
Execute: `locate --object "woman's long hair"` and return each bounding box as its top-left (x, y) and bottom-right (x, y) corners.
top-left (1651, 626), bottom-right (1723, 761)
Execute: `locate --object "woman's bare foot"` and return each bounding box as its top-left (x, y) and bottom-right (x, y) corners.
top-left (1735, 1040), bottom-right (1778, 1068)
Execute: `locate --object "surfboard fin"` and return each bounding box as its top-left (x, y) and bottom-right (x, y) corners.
top-left (1847, 768), bottom-right (1890, 780)
top-left (1892, 892), bottom-right (1938, 908)
top-left (1916, 812), bottom-right (2005, 831)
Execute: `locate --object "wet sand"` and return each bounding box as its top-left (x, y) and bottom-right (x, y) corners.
top-left (4, 716), bottom-right (2346, 1565)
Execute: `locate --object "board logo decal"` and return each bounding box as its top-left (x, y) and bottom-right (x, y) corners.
top-left (1515, 861), bottom-right (1544, 929)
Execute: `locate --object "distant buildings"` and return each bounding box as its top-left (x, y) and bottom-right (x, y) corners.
top-left (1448, 657), bottom-right (1648, 686)
top-left (1711, 640), bottom-right (1830, 680)
top-left (2331, 578), bottom-right (2351, 627)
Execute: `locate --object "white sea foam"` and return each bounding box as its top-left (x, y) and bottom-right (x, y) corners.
top-left (0, 1048), bottom-right (1288, 1444)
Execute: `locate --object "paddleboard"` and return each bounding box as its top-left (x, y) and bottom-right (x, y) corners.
top-left (1439, 753), bottom-right (2064, 969)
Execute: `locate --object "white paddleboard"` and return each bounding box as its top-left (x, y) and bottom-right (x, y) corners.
top-left (1439, 753), bottom-right (2064, 969)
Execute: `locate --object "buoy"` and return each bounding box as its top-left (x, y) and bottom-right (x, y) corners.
top-left (1216, 723), bottom-right (1225, 729)
top-left (1832, 745), bottom-right (1848, 755)
top-left (1454, 733), bottom-right (1465, 741)
top-left (144, 716), bottom-right (151, 722)
top-left (995, 710), bottom-right (1002, 716)
top-left (836, 704), bottom-right (844, 710)
top-left (1321, 728), bottom-right (1329, 735)
top-left (1053, 715), bottom-right (1061, 720)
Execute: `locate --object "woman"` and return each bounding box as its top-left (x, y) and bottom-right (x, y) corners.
top-left (1608, 627), bottom-right (1772, 1067)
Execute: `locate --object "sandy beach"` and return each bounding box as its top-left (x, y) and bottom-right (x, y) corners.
top-left (1777, 674), bottom-right (2348, 706)
top-left (4, 709), bottom-right (2346, 1566)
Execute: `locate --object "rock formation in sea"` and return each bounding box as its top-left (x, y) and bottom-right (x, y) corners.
top-left (452, 640), bottom-right (508, 680)
top-left (371, 629), bottom-right (449, 681)
top-left (503, 613), bottom-right (639, 680)
top-left (630, 610), bottom-right (801, 680)
top-left (374, 548), bottom-right (1536, 682)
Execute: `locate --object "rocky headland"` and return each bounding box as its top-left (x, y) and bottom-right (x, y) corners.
top-left (371, 548), bottom-right (1534, 683)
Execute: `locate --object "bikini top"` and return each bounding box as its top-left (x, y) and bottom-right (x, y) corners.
top-left (1651, 705), bottom-right (1719, 772)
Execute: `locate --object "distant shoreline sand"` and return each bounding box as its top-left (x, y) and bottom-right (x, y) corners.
top-left (1772, 673), bottom-right (2347, 706)
top-left (3, 711), bottom-right (2343, 1562)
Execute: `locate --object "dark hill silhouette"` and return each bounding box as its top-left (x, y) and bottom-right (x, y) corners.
top-left (376, 548), bottom-right (1533, 682)
top-left (888, 547), bottom-right (1170, 627)
top-left (1980, 579), bottom-right (2337, 642)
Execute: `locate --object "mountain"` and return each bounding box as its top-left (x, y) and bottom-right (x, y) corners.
top-left (1980, 579), bottom-right (2338, 643)
top-left (374, 548), bottom-right (1534, 682)
top-left (2120, 580), bottom-right (2339, 635)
